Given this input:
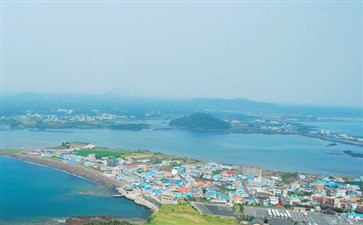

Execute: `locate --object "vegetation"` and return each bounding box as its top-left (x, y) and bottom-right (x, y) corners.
top-left (2, 117), bottom-right (150, 131)
top-left (240, 214), bottom-right (255, 222)
top-left (85, 221), bottom-right (135, 225)
top-left (234, 204), bottom-right (244, 214)
top-left (74, 148), bottom-right (131, 159)
top-left (290, 190), bottom-right (313, 197)
top-left (212, 169), bottom-right (223, 174)
top-left (344, 179), bottom-right (363, 191)
top-left (170, 113), bottom-right (231, 131)
top-left (0, 149), bottom-right (22, 155)
top-left (146, 202), bottom-right (238, 225)
top-left (281, 172), bottom-right (298, 182)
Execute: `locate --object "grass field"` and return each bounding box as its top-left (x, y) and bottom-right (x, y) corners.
top-left (0, 149), bottom-right (22, 155)
top-left (146, 202), bottom-right (238, 225)
top-left (74, 148), bottom-right (130, 159)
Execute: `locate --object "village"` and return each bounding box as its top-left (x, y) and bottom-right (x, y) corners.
top-left (21, 142), bottom-right (363, 225)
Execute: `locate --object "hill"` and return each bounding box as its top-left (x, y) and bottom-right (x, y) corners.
top-left (169, 113), bottom-right (231, 131)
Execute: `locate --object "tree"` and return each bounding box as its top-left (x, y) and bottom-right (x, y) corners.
top-left (202, 188), bottom-right (206, 195)
top-left (263, 217), bottom-right (268, 223)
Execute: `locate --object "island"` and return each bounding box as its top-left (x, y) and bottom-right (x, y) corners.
top-left (169, 113), bottom-right (231, 131)
top-left (169, 113), bottom-right (363, 147)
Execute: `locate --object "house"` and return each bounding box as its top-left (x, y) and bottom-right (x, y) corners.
top-left (161, 192), bottom-right (176, 203)
top-left (249, 218), bottom-right (265, 225)
top-left (242, 165), bottom-right (262, 177)
top-left (269, 197), bottom-right (279, 205)
top-left (107, 158), bottom-right (118, 167)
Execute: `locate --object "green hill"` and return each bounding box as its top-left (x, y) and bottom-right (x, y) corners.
top-left (169, 113), bottom-right (231, 131)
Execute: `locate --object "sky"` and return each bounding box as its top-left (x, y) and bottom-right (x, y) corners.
top-left (2, 1), bottom-right (362, 107)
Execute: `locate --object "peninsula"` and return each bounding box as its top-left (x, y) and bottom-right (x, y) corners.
top-left (1, 142), bottom-right (363, 225)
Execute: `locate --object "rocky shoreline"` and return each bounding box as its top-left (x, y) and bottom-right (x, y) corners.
top-left (2, 154), bottom-right (160, 216)
top-left (66, 216), bottom-right (146, 225)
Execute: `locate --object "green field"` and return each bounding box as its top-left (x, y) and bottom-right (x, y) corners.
top-left (146, 202), bottom-right (238, 225)
top-left (0, 149), bottom-right (22, 156)
top-left (74, 148), bottom-right (130, 159)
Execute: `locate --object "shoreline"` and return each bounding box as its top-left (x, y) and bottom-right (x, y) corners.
top-left (2, 154), bottom-right (160, 213)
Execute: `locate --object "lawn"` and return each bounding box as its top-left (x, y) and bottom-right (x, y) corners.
top-left (74, 148), bottom-right (130, 159)
top-left (146, 202), bottom-right (238, 225)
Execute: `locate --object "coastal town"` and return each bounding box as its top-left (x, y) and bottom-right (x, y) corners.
top-left (5, 142), bottom-right (363, 225)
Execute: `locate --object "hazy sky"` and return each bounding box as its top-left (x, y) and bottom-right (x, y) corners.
top-left (2, 1), bottom-right (362, 107)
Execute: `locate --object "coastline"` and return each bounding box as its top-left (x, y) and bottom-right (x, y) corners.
top-left (1, 153), bottom-right (160, 213)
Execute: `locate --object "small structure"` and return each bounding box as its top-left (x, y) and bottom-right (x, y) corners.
top-left (107, 158), bottom-right (118, 167)
top-left (293, 206), bottom-right (306, 212)
top-left (250, 218), bottom-right (266, 225)
top-left (348, 212), bottom-right (363, 220)
top-left (161, 192), bottom-right (176, 204)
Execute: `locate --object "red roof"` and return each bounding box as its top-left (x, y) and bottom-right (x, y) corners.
top-left (223, 170), bottom-right (234, 175)
top-left (176, 187), bottom-right (191, 193)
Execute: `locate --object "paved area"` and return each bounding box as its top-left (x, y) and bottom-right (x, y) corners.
top-left (191, 202), bottom-right (237, 218)
top-left (243, 206), bottom-right (362, 225)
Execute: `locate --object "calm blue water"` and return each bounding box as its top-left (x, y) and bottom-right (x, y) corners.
top-left (0, 156), bottom-right (151, 225)
top-left (2, 128), bottom-right (363, 176)
top-left (302, 120), bottom-right (363, 137)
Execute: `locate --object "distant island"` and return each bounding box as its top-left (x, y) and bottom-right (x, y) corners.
top-left (168, 113), bottom-right (363, 147)
top-left (169, 113), bottom-right (231, 131)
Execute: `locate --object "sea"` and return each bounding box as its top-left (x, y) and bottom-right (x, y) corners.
top-left (0, 156), bottom-right (151, 225)
top-left (1, 120), bottom-right (363, 224)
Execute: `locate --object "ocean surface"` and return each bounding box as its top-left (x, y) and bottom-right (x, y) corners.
top-left (2, 126), bottom-right (363, 176)
top-left (302, 120), bottom-right (363, 137)
top-left (0, 156), bottom-right (151, 225)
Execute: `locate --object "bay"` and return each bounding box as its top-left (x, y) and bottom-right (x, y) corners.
top-left (2, 128), bottom-right (363, 176)
top-left (0, 156), bottom-right (151, 224)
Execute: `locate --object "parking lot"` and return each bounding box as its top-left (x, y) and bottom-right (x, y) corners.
top-left (243, 206), bottom-right (362, 225)
top-left (191, 202), bottom-right (237, 218)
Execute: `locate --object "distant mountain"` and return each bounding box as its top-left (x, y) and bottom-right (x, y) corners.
top-left (170, 113), bottom-right (231, 131)
top-left (185, 98), bottom-right (280, 112)
top-left (2, 93), bottom-right (361, 117)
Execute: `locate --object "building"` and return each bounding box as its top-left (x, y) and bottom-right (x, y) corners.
top-left (348, 213), bottom-right (363, 220)
top-left (107, 158), bottom-right (118, 167)
top-left (293, 206), bottom-right (306, 212)
top-left (161, 192), bottom-right (176, 203)
top-left (242, 165), bottom-right (262, 177)
top-left (85, 153), bottom-right (96, 162)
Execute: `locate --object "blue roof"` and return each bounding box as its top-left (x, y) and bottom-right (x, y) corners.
top-left (348, 213), bottom-right (363, 218)
top-left (324, 182), bottom-right (342, 187)
top-left (154, 189), bottom-right (163, 194)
